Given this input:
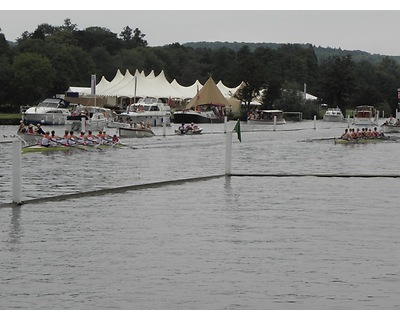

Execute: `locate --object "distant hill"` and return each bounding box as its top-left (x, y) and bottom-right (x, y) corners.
top-left (182, 41), bottom-right (400, 64)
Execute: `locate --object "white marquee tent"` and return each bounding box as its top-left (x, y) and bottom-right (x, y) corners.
top-left (68, 69), bottom-right (243, 101)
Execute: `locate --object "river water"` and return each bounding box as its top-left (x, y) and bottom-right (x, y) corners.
top-left (1, 120), bottom-right (400, 310)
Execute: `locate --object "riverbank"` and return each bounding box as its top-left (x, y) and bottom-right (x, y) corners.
top-left (0, 113), bottom-right (21, 125)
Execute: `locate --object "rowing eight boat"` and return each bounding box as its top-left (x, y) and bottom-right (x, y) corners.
top-left (22, 143), bottom-right (123, 153)
top-left (334, 137), bottom-right (396, 144)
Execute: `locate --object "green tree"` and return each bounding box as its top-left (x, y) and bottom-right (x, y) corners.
top-left (120, 26), bottom-right (133, 42)
top-left (73, 27), bottom-right (123, 55)
top-left (11, 52), bottom-right (56, 105)
top-left (131, 28), bottom-right (148, 48)
top-left (231, 46), bottom-right (265, 113)
top-left (0, 55), bottom-right (13, 107)
top-left (317, 55), bottom-right (355, 110)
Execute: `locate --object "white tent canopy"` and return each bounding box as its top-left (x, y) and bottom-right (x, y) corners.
top-left (68, 69), bottom-right (243, 101)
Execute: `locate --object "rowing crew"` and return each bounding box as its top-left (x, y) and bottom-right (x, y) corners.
top-left (340, 127), bottom-right (384, 140)
top-left (40, 130), bottom-right (119, 147)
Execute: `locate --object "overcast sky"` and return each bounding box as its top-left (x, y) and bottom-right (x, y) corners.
top-left (1, 4), bottom-right (400, 56)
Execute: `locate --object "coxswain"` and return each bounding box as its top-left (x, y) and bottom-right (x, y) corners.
top-left (35, 124), bottom-right (45, 135)
top-left (112, 134), bottom-right (119, 143)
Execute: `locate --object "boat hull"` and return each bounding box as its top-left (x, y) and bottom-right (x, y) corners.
top-left (381, 124), bottom-right (400, 133)
top-left (118, 127), bottom-right (155, 138)
top-left (24, 113), bottom-right (69, 125)
top-left (334, 137), bottom-right (392, 144)
top-left (22, 143), bottom-right (122, 153)
top-left (175, 128), bottom-right (203, 135)
top-left (353, 118), bottom-right (378, 126)
top-left (323, 115), bottom-right (344, 122)
top-left (247, 119), bottom-right (286, 125)
top-left (173, 111), bottom-right (224, 124)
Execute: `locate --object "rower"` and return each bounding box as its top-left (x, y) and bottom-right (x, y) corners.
top-left (179, 123), bottom-right (186, 134)
top-left (68, 130), bottom-right (77, 145)
top-left (27, 124), bottom-right (35, 134)
top-left (60, 130), bottom-right (69, 145)
top-left (76, 131), bottom-right (86, 145)
top-left (40, 131), bottom-right (51, 147)
top-left (85, 130), bottom-right (96, 146)
top-left (95, 130), bottom-right (104, 144)
top-left (49, 130), bottom-right (58, 146)
top-left (17, 120), bottom-right (26, 133)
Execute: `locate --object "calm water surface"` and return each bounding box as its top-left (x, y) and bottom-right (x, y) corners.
top-left (1, 121), bottom-right (400, 309)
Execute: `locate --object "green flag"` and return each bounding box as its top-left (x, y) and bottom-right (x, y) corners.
top-left (233, 119), bottom-right (241, 142)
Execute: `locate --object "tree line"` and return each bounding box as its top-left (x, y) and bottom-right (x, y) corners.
top-left (0, 19), bottom-right (399, 119)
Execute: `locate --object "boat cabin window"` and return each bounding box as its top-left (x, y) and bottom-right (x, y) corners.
top-left (38, 102), bottom-right (60, 108)
top-left (140, 97), bottom-right (158, 104)
top-left (46, 110), bottom-right (64, 114)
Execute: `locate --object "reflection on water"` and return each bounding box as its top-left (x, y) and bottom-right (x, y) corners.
top-left (1, 122), bottom-right (400, 309)
top-left (9, 206), bottom-right (22, 248)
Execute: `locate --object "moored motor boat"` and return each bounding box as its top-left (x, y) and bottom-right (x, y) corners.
top-left (22, 98), bottom-right (71, 125)
top-left (323, 107), bottom-right (344, 122)
top-left (119, 97), bottom-right (171, 127)
top-left (352, 105), bottom-right (378, 126)
top-left (173, 108), bottom-right (225, 124)
top-left (65, 105), bottom-right (114, 132)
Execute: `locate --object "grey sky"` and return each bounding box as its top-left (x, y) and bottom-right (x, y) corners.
top-left (1, 8), bottom-right (400, 56)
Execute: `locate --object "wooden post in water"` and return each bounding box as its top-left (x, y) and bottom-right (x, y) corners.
top-left (12, 140), bottom-right (22, 205)
top-left (347, 115), bottom-right (351, 128)
top-left (225, 130), bottom-right (232, 175)
top-left (314, 115), bottom-right (317, 129)
top-left (273, 115), bottom-right (277, 131)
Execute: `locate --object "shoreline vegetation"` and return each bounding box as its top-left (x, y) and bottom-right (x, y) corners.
top-left (0, 113), bottom-right (22, 125)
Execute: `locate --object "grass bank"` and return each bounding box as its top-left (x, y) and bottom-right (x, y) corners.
top-left (0, 113), bottom-right (22, 125)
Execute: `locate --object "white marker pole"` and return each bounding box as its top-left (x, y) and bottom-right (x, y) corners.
top-left (314, 115), bottom-right (317, 129)
top-left (225, 130), bottom-right (232, 175)
top-left (12, 140), bottom-right (22, 204)
top-left (224, 116), bottom-right (228, 133)
top-left (81, 117), bottom-right (86, 132)
top-left (273, 115), bottom-right (277, 131)
top-left (162, 116), bottom-right (166, 137)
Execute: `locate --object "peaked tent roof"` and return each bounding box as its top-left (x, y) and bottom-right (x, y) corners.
top-left (68, 70), bottom-right (242, 101)
top-left (186, 77), bottom-right (230, 109)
